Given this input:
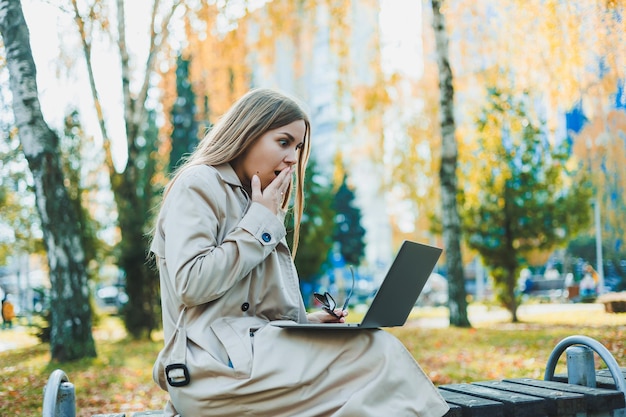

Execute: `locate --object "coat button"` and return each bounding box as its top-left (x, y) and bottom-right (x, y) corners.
top-left (241, 302), bottom-right (250, 312)
top-left (261, 232), bottom-right (271, 242)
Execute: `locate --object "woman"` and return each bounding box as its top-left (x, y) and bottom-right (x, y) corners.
top-left (150, 88), bottom-right (449, 416)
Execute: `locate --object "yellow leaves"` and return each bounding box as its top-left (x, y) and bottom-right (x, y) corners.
top-left (524, 247), bottom-right (553, 267)
top-left (352, 84), bottom-right (387, 113)
top-left (161, 1), bottom-right (254, 132)
top-left (332, 150), bottom-right (345, 192)
top-left (246, 0), bottom-right (316, 76)
top-left (572, 107), bottom-right (626, 246)
top-left (443, 0), bottom-right (625, 126)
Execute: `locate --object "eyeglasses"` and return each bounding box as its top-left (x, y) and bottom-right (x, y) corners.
top-left (314, 266), bottom-right (355, 319)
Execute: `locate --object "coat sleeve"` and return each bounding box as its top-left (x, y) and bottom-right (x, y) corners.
top-left (159, 168), bottom-right (287, 307)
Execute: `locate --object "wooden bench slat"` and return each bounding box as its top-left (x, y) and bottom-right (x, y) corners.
top-left (438, 388), bottom-right (505, 417)
top-left (554, 367), bottom-right (626, 390)
top-left (473, 380), bottom-right (586, 416)
top-left (594, 367), bottom-right (626, 390)
top-left (595, 368), bottom-right (626, 378)
top-left (553, 372), bottom-right (622, 389)
top-left (91, 414), bottom-right (125, 417)
top-left (92, 412), bottom-right (163, 417)
top-left (440, 383), bottom-right (547, 417)
top-left (505, 377), bottom-right (626, 413)
top-left (441, 401), bottom-right (463, 417)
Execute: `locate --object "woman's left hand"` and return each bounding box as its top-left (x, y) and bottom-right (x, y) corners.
top-left (306, 309), bottom-right (348, 324)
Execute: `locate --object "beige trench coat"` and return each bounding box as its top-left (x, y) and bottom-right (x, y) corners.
top-left (150, 163), bottom-right (449, 417)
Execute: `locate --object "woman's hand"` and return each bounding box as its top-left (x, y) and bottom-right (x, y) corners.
top-left (306, 309), bottom-right (348, 324)
top-left (251, 166), bottom-right (293, 214)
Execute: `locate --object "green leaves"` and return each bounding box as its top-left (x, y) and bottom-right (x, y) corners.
top-left (332, 175), bottom-right (366, 266)
top-left (286, 157), bottom-right (335, 282)
top-left (462, 88), bottom-right (593, 320)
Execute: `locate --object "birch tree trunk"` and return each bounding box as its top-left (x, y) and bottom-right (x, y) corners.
top-left (70, 0), bottom-right (181, 338)
top-left (431, 0), bottom-right (471, 327)
top-left (0, 0), bottom-right (96, 359)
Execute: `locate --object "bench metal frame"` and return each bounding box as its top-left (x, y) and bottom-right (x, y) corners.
top-left (42, 369), bottom-right (75, 417)
top-left (545, 335), bottom-right (626, 395)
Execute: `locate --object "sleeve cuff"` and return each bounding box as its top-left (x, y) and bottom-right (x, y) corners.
top-left (238, 202), bottom-right (287, 246)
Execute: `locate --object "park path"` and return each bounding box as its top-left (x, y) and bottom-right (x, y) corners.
top-left (410, 302), bottom-right (605, 328)
top-left (0, 326), bottom-right (39, 352)
top-left (0, 302), bottom-right (610, 352)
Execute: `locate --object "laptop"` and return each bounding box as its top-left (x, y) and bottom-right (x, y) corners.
top-left (271, 240), bottom-right (443, 330)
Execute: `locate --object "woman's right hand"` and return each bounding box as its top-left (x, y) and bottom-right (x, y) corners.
top-left (250, 167), bottom-right (293, 214)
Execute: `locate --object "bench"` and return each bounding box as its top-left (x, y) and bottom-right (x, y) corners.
top-left (597, 293), bottom-right (626, 313)
top-left (43, 335), bottom-right (626, 417)
top-left (440, 377), bottom-right (625, 416)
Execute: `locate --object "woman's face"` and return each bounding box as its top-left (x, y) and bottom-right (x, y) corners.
top-left (232, 119), bottom-right (306, 191)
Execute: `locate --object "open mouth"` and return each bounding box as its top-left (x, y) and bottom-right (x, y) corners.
top-left (274, 171), bottom-right (281, 176)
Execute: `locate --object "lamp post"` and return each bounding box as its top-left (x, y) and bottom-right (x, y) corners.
top-left (586, 124), bottom-right (607, 295)
top-left (593, 196), bottom-right (605, 294)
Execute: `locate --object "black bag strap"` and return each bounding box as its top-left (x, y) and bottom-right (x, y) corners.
top-left (165, 307), bottom-right (190, 387)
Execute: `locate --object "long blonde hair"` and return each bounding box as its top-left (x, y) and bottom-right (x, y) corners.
top-left (160, 88), bottom-right (311, 256)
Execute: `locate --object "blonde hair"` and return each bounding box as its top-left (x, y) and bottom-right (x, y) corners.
top-left (160, 88), bottom-right (311, 256)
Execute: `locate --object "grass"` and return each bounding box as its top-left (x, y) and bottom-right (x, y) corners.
top-left (0, 317), bottom-right (167, 417)
top-left (2, 302), bottom-right (626, 416)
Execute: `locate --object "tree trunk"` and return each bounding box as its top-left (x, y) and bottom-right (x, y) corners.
top-left (430, 0), bottom-right (471, 327)
top-left (0, 0), bottom-right (96, 360)
top-left (506, 267), bottom-right (519, 323)
top-left (503, 198), bottom-right (520, 323)
top-left (112, 168), bottom-right (160, 339)
top-left (71, 0), bottom-right (180, 339)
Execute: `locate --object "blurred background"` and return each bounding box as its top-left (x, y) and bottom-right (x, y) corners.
top-left (1, 0), bottom-right (625, 339)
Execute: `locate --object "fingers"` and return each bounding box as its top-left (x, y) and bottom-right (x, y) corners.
top-left (334, 309), bottom-right (347, 322)
top-left (325, 308), bottom-right (346, 323)
top-left (330, 309), bottom-right (346, 323)
top-left (306, 309), bottom-right (347, 324)
top-left (250, 167), bottom-right (293, 214)
top-left (251, 174), bottom-right (262, 201)
top-left (273, 166), bottom-right (293, 195)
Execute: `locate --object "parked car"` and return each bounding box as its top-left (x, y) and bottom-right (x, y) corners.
top-left (416, 273), bottom-right (448, 306)
top-left (95, 285), bottom-right (128, 314)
